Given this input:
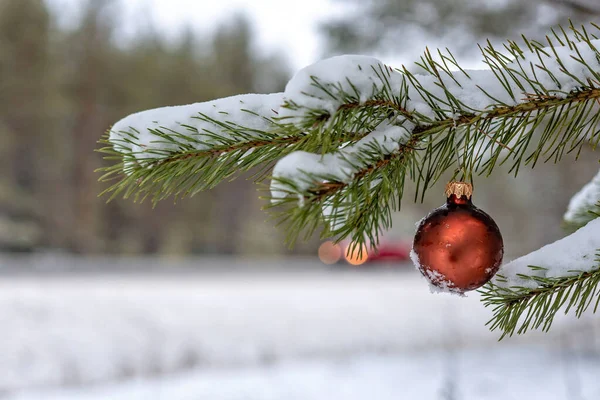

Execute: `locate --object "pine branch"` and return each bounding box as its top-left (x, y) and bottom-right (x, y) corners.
top-left (95, 23), bottom-right (600, 338)
top-left (480, 263), bottom-right (600, 339)
top-left (284, 87), bottom-right (600, 200)
top-left (97, 131), bottom-right (301, 203)
top-left (270, 85), bottom-right (600, 248)
top-left (479, 215), bottom-right (600, 339)
top-left (98, 90), bottom-right (402, 203)
top-left (266, 26), bottom-right (600, 247)
top-left (101, 23), bottom-right (600, 257)
top-left (268, 130), bottom-right (420, 250)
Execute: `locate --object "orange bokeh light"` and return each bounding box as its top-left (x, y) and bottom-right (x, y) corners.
top-left (318, 241), bottom-right (342, 265)
top-left (344, 243), bottom-right (369, 266)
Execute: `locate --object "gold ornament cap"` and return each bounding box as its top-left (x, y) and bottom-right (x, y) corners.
top-left (445, 181), bottom-right (473, 199)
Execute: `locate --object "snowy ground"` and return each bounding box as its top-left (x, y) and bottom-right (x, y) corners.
top-left (1, 256), bottom-right (599, 400)
top-left (7, 346), bottom-right (600, 400)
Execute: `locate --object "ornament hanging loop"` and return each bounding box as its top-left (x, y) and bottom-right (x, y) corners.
top-left (445, 181), bottom-right (473, 199)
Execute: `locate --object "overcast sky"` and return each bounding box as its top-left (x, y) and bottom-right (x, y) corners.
top-left (47, 0), bottom-right (348, 69)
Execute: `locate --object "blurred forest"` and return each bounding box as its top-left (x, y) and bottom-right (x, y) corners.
top-left (1, 0), bottom-right (600, 258)
top-left (0, 0), bottom-right (296, 255)
top-left (322, 0), bottom-right (600, 59)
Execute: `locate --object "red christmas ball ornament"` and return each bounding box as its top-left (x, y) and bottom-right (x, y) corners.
top-left (412, 182), bottom-right (503, 293)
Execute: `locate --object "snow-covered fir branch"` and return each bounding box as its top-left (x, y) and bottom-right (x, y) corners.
top-left (481, 218), bottom-right (600, 338)
top-left (479, 163), bottom-right (600, 338)
top-left (101, 24), bottom-right (600, 335)
top-left (104, 27), bottom-right (600, 231)
top-left (265, 32), bottom-right (600, 247)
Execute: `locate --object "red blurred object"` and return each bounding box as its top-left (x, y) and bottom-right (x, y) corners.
top-left (333, 239), bottom-right (411, 266)
top-left (367, 241), bottom-right (411, 263)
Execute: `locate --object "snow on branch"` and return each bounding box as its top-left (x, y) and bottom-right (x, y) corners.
top-left (564, 168), bottom-right (600, 229)
top-left (497, 218), bottom-right (600, 288)
top-left (278, 55), bottom-right (405, 125)
top-left (481, 218), bottom-right (600, 338)
top-left (109, 93), bottom-right (283, 166)
top-left (100, 93), bottom-right (293, 201)
top-left (271, 119), bottom-right (413, 204)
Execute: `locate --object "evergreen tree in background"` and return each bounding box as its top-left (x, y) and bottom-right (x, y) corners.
top-left (0, 0), bottom-right (291, 254)
top-left (322, 0), bottom-right (600, 57)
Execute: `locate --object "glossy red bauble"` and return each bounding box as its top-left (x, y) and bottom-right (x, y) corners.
top-left (412, 182), bottom-right (503, 293)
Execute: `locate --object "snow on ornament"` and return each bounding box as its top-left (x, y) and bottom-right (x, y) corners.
top-left (412, 182), bottom-right (503, 293)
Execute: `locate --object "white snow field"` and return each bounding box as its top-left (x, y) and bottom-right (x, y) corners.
top-left (1, 256), bottom-right (599, 400)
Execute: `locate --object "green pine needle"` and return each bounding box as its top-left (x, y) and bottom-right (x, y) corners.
top-left (480, 263), bottom-right (600, 339)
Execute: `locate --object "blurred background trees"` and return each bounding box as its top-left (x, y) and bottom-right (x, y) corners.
top-left (1, 0), bottom-right (599, 258)
top-left (0, 0), bottom-right (295, 255)
top-left (321, 0), bottom-right (600, 59)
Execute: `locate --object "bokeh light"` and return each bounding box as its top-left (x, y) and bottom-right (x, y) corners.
top-left (318, 241), bottom-right (342, 264)
top-left (344, 243), bottom-right (369, 266)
